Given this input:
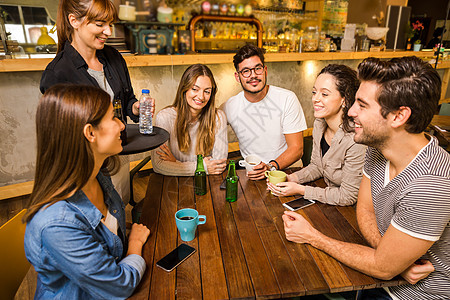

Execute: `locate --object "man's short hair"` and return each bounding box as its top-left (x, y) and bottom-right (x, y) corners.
top-left (357, 56), bottom-right (441, 133)
top-left (233, 43), bottom-right (266, 71)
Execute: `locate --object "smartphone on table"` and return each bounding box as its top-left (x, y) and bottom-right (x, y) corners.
top-left (156, 244), bottom-right (196, 272)
top-left (220, 175), bottom-right (239, 189)
top-left (282, 196), bottom-right (315, 211)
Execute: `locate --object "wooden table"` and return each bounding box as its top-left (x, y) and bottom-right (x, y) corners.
top-left (130, 169), bottom-right (405, 299)
top-left (430, 115), bottom-right (450, 147)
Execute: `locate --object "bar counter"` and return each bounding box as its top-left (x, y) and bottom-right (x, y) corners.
top-left (0, 51), bottom-right (442, 73)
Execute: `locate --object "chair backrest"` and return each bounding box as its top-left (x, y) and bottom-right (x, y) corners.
top-left (439, 103), bottom-right (450, 116)
top-left (301, 136), bottom-right (313, 166)
top-left (0, 209), bottom-right (30, 299)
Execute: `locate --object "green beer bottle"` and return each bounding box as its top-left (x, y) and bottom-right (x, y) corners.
top-left (194, 154), bottom-right (207, 195)
top-left (226, 160), bottom-right (238, 202)
top-left (113, 98), bottom-right (127, 145)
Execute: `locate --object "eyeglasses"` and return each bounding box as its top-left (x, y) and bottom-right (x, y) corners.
top-left (238, 65), bottom-right (265, 78)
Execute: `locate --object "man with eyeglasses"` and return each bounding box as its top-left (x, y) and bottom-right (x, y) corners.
top-left (222, 44), bottom-right (307, 180)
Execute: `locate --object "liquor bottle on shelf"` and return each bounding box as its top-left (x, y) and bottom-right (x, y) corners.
top-left (211, 3), bottom-right (219, 15)
top-left (229, 4), bottom-right (236, 15)
top-left (219, 3), bottom-right (228, 15)
top-left (201, 1), bottom-right (211, 14)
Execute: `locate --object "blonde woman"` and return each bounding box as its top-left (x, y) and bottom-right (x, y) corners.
top-left (151, 64), bottom-right (228, 176)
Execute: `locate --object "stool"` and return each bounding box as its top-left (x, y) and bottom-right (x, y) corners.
top-left (129, 156), bottom-right (151, 223)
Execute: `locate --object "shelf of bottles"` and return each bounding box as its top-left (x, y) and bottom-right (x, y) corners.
top-left (162, 0), bottom-right (347, 54)
top-left (188, 15), bottom-right (262, 52)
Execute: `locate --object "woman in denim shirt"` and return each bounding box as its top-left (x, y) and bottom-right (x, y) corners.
top-left (24, 85), bottom-right (150, 299)
top-left (267, 64), bottom-right (367, 205)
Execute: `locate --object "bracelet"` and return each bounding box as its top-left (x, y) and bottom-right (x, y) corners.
top-left (269, 160), bottom-right (280, 170)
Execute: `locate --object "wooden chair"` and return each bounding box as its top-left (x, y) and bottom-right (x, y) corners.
top-left (0, 209), bottom-right (31, 299)
top-left (301, 135), bottom-right (313, 166)
top-left (439, 103), bottom-right (450, 116)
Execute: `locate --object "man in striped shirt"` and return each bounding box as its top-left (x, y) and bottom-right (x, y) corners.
top-left (283, 56), bottom-right (449, 299)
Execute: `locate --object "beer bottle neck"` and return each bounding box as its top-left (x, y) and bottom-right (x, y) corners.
top-left (196, 154), bottom-right (205, 172)
top-left (227, 160), bottom-right (236, 177)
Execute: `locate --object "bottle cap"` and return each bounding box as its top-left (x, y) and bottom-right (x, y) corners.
top-left (142, 89), bottom-right (150, 93)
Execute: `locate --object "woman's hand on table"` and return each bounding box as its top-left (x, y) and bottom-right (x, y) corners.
top-left (267, 181), bottom-right (305, 197)
top-left (204, 157), bottom-right (227, 174)
top-left (282, 211), bottom-right (317, 244)
top-left (132, 98), bottom-right (155, 117)
top-left (127, 223), bottom-right (151, 256)
top-left (401, 259), bottom-right (435, 284)
top-left (156, 144), bottom-right (176, 162)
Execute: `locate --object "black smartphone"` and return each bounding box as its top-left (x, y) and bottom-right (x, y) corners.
top-left (156, 244), bottom-right (196, 272)
top-left (220, 178), bottom-right (226, 189)
top-left (282, 197), bottom-right (315, 211)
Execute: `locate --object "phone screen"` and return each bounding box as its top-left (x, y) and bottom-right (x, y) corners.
top-left (282, 197), bottom-right (315, 211)
top-left (156, 244), bottom-right (196, 272)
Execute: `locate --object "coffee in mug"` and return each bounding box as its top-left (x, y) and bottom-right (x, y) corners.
top-left (239, 154), bottom-right (261, 172)
top-left (175, 208), bottom-right (206, 242)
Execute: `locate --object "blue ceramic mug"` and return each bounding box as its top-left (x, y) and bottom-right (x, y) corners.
top-left (175, 208), bottom-right (206, 242)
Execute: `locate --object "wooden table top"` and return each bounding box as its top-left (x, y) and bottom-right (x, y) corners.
top-left (130, 169), bottom-right (405, 299)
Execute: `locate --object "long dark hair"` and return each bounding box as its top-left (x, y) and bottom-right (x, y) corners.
top-left (57, 0), bottom-right (117, 53)
top-left (318, 64), bottom-right (360, 132)
top-left (24, 84), bottom-right (118, 222)
top-left (172, 64), bottom-right (219, 155)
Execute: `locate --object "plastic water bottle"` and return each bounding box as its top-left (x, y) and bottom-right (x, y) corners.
top-left (139, 89), bottom-right (153, 134)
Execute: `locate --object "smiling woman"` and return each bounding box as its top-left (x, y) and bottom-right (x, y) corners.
top-left (23, 85), bottom-right (150, 299)
top-left (150, 64), bottom-right (228, 176)
top-left (39, 0), bottom-right (154, 204)
top-left (267, 64), bottom-right (367, 206)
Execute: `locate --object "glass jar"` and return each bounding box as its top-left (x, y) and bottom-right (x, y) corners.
top-left (302, 26), bottom-right (319, 52)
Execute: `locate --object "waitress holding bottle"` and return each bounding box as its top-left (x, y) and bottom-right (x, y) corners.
top-left (40, 0), bottom-right (154, 204)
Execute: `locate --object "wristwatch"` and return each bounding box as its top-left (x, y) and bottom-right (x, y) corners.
top-left (267, 162), bottom-right (277, 171)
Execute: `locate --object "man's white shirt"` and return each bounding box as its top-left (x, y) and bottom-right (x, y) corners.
top-left (223, 85), bottom-right (307, 163)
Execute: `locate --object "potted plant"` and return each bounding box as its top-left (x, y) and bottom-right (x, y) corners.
top-left (414, 39), bottom-right (422, 51)
top-left (411, 20), bottom-right (424, 51)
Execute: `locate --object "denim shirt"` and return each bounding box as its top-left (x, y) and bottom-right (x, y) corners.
top-left (24, 172), bottom-right (146, 299)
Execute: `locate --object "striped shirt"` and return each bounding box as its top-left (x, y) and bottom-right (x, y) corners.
top-left (363, 135), bottom-right (450, 300)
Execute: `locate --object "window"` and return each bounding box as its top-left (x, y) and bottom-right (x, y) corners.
top-left (0, 5), bottom-right (56, 45)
